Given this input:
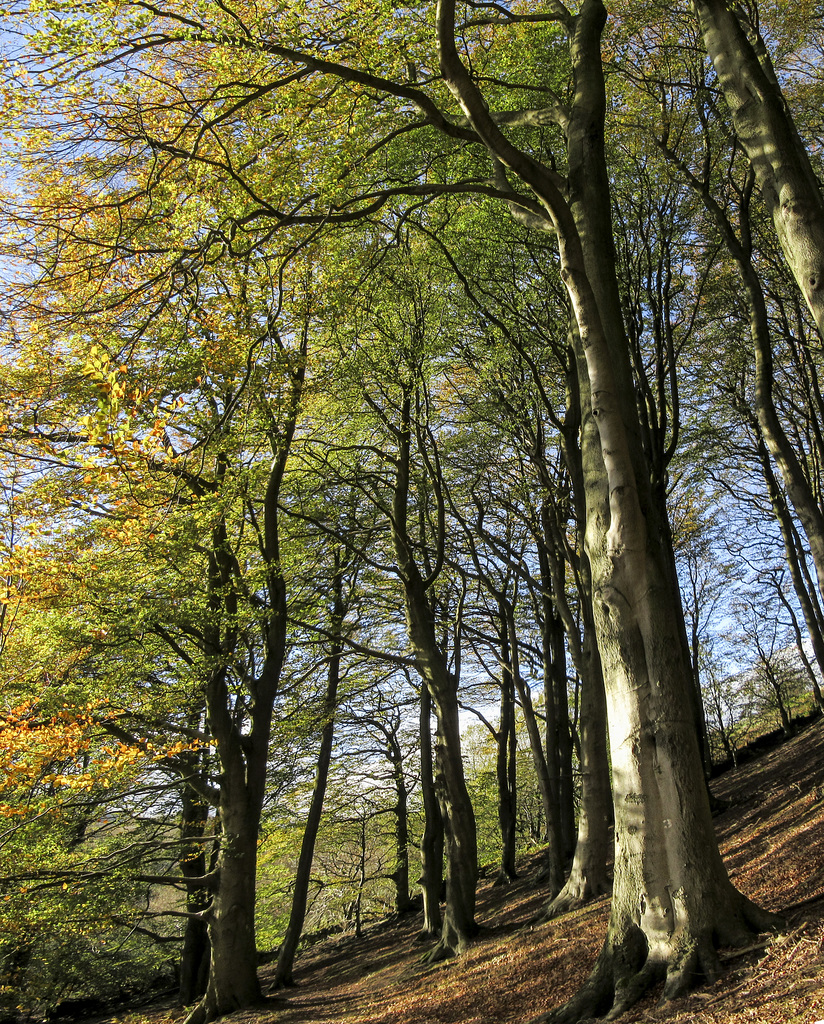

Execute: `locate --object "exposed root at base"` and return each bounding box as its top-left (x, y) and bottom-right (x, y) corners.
top-left (268, 975), bottom-right (295, 992)
top-left (417, 938), bottom-right (457, 965)
top-left (417, 921), bottom-right (477, 965)
top-left (529, 901), bottom-right (785, 1024)
top-left (182, 1000), bottom-right (209, 1024)
top-left (183, 986), bottom-right (270, 1024)
top-left (534, 880), bottom-right (612, 924)
top-left (493, 869), bottom-right (518, 888)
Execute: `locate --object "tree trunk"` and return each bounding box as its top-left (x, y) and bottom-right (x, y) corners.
top-left (693, 0), bottom-right (824, 339)
top-left (503, 598), bottom-right (563, 895)
top-left (539, 570), bottom-right (611, 921)
top-left (417, 684), bottom-right (444, 941)
top-left (430, 688), bottom-right (478, 958)
top-left (388, 730), bottom-right (416, 915)
top-left (391, 391), bottom-right (477, 960)
top-left (536, 347), bottom-right (612, 919)
top-left (547, 596), bottom-right (575, 862)
top-left (495, 612), bottom-right (518, 885)
top-left (274, 558), bottom-right (344, 987)
top-left (669, 140), bottom-right (824, 615)
top-left (196, 795), bottom-right (261, 1021)
top-left (436, 0), bottom-right (782, 1015)
top-left (543, 5), bottom-right (781, 1016)
top-left (178, 778), bottom-right (212, 1005)
top-left (186, 358), bottom-right (300, 1023)
top-left (185, 526), bottom-right (267, 1024)
top-left (755, 429), bottom-right (824, 712)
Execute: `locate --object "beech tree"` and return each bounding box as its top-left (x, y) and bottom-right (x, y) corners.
top-left (692, 0), bottom-right (824, 340)
top-left (0, 227), bottom-right (317, 1020)
top-left (432, 4), bottom-right (778, 1017)
top-left (296, 246), bottom-right (480, 960)
top-left (4, 0), bottom-right (813, 1019)
top-left (428, 214), bottom-right (612, 914)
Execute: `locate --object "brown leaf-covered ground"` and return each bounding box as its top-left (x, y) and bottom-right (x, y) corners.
top-left (130, 718), bottom-right (824, 1024)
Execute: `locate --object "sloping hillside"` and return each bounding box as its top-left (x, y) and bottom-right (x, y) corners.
top-left (129, 719), bottom-right (824, 1024)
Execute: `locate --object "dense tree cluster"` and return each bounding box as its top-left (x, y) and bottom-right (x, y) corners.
top-left (1, 2), bottom-right (823, 1022)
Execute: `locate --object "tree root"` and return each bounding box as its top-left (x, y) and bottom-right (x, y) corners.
top-left (529, 902), bottom-right (785, 1024)
top-left (182, 1000), bottom-right (209, 1024)
top-left (417, 937), bottom-right (457, 965)
top-left (534, 878), bottom-right (611, 924)
top-left (417, 918), bottom-right (477, 964)
top-left (493, 869), bottom-right (518, 887)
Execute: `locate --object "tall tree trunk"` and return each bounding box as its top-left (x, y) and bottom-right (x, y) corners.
top-left (274, 555), bottom-right (344, 987)
top-left (417, 684), bottom-right (444, 941)
top-left (429, 697), bottom-right (478, 959)
top-left (436, 0), bottom-right (780, 1015)
top-left (386, 727), bottom-right (416, 915)
top-left (187, 348), bottom-right (302, 1023)
top-left (537, 347), bottom-right (612, 918)
top-left (547, 594), bottom-right (575, 861)
top-left (198, 787), bottom-right (261, 1019)
top-left (539, 559), bottom-right (612, 921)
top-left (754, 426), bottom-right (824, 711)
top-left (188, 521), bottom-right (266, 1024)
top-left (693, 0), bottom-right (824, 339)
top-left (178, 776), bottom-right (212, 1005)
top-left (391, 392), bottom-right (477, 960)
top-left (666, 138), bottom-right (824, 615)
top-left (691, 0), bottom-right (824, 699)
top-left (503, 598), bottom-right (563, 895)
top-left (494, 610), bottom-right (518, 885)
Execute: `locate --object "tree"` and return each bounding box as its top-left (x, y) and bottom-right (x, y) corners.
top-left (273, 547), bottom-right (350, 988)
top-left (2, 0), bottom-right (793, 1017)
top-left (296, 246), bottom-right (480, 960)
top-left (692, 0), bottom-right (824, 340)
top-left (432, 4), bottom-right (777, 1015)
top-left (0, 230), bottom-right (317, 1020)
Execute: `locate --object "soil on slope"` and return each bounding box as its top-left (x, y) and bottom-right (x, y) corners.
top-left (126, 717), bottom-right (824, 1024)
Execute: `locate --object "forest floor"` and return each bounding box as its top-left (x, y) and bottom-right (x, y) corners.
top-left (126, 718), bottom-right (824, 1024)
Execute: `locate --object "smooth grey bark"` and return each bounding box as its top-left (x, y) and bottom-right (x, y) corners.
top-left (540, 619), bottom-right (611, 921)
top-left (273, 554), bottom-right (345, 988)
top-left (436, 0), bottom-right (779, 1017)
top-left (428, 686), bottom-right (478, 958)
top-left (613, 168), bottom-right (713, 774)
top-left (693, 0), bottom-right (824, 338)
top-left (539, 342), bottom-right (612, 920)
top-left (417, 683), bottom-right (444, 941)
top-left (484, 328), bottom-right (612, 914)
top-left (539, 493), bottom-right (611, 918)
